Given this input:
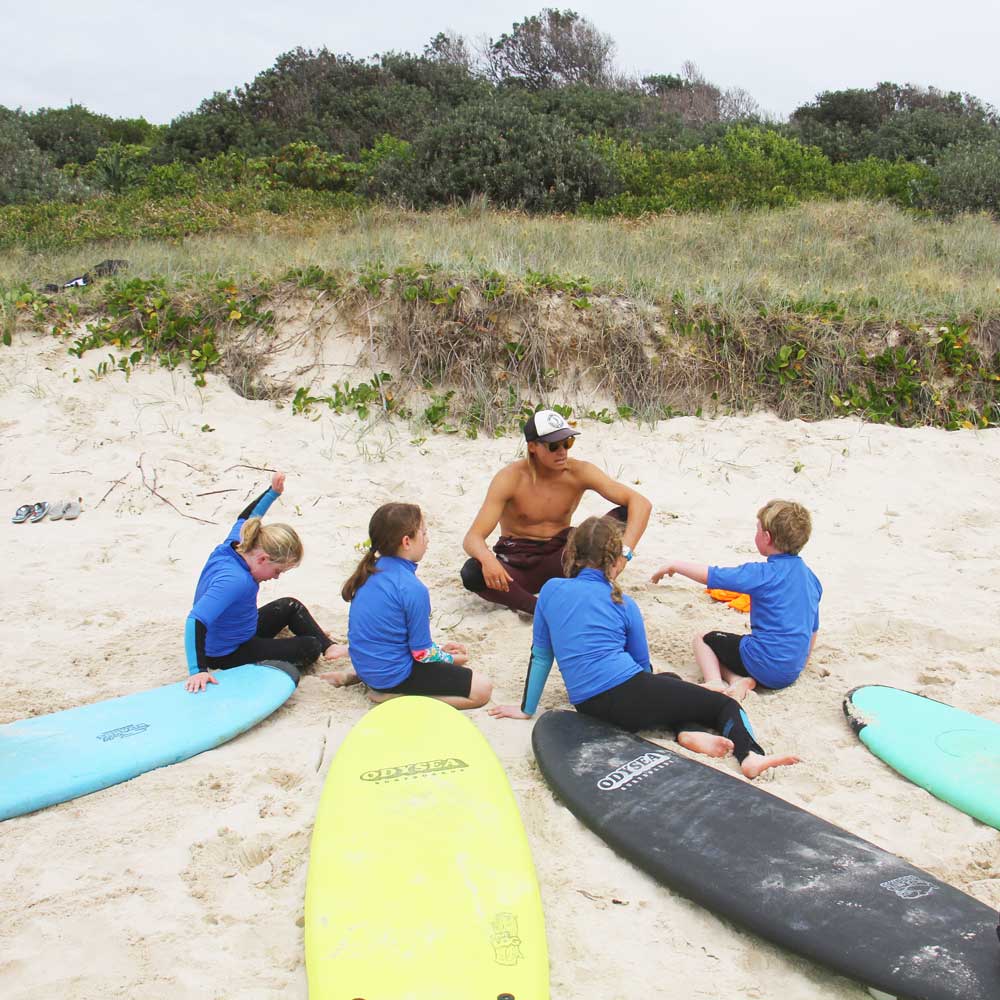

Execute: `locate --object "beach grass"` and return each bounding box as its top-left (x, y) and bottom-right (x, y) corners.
top-left (3, 200), bottom-right (999, 323)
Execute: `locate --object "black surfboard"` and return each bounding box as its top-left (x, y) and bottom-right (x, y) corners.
top-left (532, 710), bottom-right (1000, 1000)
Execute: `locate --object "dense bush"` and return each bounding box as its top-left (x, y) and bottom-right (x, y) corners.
top-left (158, 92), bottom-right (273, 163)
top-left (928, 140), bottom-right (1000, 215)
top-left (0, 116), bottom-right (88, 206)
top-left (588, 127), bottom-right (839, 213)
top-left (142, 162), bottom-right (200, 198)
top-left (830, 157), bottom-right (933, 206)
top-left (159, 47), bottom-right (487, 162)
top-left (22, 105), bottom-right (110, 167)
top-left (789, 82), bottom-right (999, 164)
top-left (373, 99), bottom-right (618, 210)
top-left (266, 142), bottom-right (360, 192)
top-left (586, 128), bottom-right (942, 215)
top-left (81, 143), bottom-right (152, 193)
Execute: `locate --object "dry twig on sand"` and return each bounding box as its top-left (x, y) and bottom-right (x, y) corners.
top-left (223, 463), bottom-right (276, 474)
top-left (137, 454), bottom-right (216, 525)
top-left (97, 472), bottom-right (130, 507)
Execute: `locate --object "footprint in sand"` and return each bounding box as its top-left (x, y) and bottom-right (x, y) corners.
top-left (195, 775), bottom-right (233, 804)
top-left (187, 828), bottom-right (275, 885)
top-left (185, 826), bottom-right (311, 898)
top-left (264, 767), bottom-right (304, 791)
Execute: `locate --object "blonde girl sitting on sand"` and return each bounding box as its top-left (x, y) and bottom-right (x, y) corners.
top-left (340, 502), bottom-right (492, 710)
top-left (489, 516), bottom-right (798, 779)
top-left (184, 472), bottom-right (346, 693)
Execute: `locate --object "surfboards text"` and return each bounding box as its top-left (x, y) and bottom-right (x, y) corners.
top-left (597, 751), bottom-right (671, 790)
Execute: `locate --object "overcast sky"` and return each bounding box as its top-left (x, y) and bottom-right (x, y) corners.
top-left (4, 1), bottom-right (998, 124)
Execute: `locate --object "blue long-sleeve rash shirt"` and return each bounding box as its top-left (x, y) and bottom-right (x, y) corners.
top-left (523, 568), bottom-right (650, 712)
top-left (185, 487), bottom-right (279, 672)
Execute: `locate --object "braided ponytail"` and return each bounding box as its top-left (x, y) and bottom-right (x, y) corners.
top-left (561, 516), bottom-right (624, 603)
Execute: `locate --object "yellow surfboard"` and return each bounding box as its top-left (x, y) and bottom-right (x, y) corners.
top-left (305, 697), bottom-right (549, 999)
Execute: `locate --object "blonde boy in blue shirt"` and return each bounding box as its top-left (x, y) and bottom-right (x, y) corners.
top-left (652, 500), bottom-right (821, 692)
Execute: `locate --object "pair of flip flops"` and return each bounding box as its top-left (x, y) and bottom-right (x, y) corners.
top-left (11, 500), bottom-right (81, 524)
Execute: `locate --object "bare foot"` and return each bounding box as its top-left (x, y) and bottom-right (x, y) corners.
top-left (320, 667), bottom-right (360, 687)
top-left (698, 680), bottom-right (730, 694)
top-left (323, 642), bottom-right (350, 661)
top-left (740, 752), bottom-right (800, 779)
top-left (678, 731), bottom-right (735, 758)
top-left (725, 677), bottom-right (757, 702)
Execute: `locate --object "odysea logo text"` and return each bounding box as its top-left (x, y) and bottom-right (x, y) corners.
top-left (597, 751), bottom-right (670, 791)
top-left (361, 757), bottom-right (468, 783)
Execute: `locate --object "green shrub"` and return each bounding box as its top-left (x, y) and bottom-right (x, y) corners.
top-left (665, 127), bottom-right (835, 209)
top-left (381, 99), bottom-right (619, 210)
top-left (0, 117), bottom-right (88, 206)
top-left (83, 143), bottom-right (152, 193)
top-left (588, 128), bottom-right (935, 214)
top-left (266, 142), bottom-right (360, 192)
top-left (143, 162), bottom-right (199, 198)
top-left (588, 127), bottom-right (835, 213)
top-left (194, 151), bottom-right (271, 191)
top-left (928, 140), bottom-right (1000, 215)
top-left (831, 157), bottom-right (933, 206)
top-left (23, 105), bottom-right (109, 167)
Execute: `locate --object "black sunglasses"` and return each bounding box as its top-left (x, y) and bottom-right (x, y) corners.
top-left (545, 437), bottom-right (575, 452)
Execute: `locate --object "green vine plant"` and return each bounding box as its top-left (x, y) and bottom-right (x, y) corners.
top-left (292, 372), bottom-right (398, 420)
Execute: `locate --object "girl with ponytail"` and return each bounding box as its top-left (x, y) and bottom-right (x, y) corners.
top-left (490, 517), bottom-right (800, 780)
top-left (344, 502), bottom-right (492, 710)
top-left (184, 471), bottom-right (347, 693)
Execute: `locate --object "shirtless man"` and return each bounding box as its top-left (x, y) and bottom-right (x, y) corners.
top-left (460, 410), bottom-right (652, 615)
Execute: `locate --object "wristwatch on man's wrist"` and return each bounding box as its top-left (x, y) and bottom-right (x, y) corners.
top-left (622, 545), bottom-right (634, 562)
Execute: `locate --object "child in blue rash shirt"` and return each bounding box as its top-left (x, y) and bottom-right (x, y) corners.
top-left (652, 499), bottom-right (821, 692)
top-left (184, 472), bottom-right (348, 693)
top-left (490, 516), bottom-right (800, 779)
top-left (342, 502), bottom-right (492, 710)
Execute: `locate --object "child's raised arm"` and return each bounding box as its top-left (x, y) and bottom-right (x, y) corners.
top-left (651, 561), bottom-right (708, 585)
top-left (237, 472), bottom-right (285, 522)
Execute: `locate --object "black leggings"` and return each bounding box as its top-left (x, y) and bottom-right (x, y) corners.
top-left (203, 598), bottom-right (331, 671)
top-left (575, 671), bottom-right (765, 762)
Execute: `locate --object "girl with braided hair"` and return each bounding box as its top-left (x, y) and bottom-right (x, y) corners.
top-left (489, 517), bottom-right (799, 779)
top-left (343, 502), bottom-right (492, 709)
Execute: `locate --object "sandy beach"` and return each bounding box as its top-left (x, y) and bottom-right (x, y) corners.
top-left (2, 327), bottom-right (999, 1000)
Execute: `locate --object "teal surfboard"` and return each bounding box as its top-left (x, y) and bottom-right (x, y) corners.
top-left (0, 663), bottom-right (298, 822)
top-left (844, 685), bottom-right (1000, 830)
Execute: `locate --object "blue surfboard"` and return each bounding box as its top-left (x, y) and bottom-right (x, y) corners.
top-left (0, 662), bottom-right (298, 821)
top-left (844, 685), bottom-right (1000, 830)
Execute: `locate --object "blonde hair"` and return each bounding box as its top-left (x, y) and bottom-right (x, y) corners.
top-left (342, 502), bottom-right (423, 602)
top-left (757, 499), bottom-right (812, 554)
top-left (237, 518), bottom-right (303, 566)
top-left (562, 516), bottom-right (625, 604)
top-left (526, 444), bottom-right (539, 484)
